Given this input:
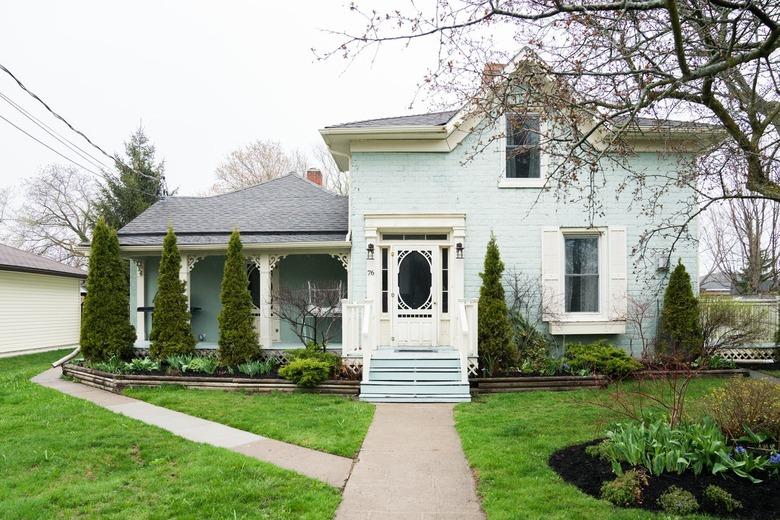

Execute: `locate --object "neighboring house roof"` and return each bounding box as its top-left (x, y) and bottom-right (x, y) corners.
top-left (117, 174), bottom-right (349, 247)
top-left (699, 271), bottom-right (732, 293)
top-left (0, 243), bottom-right (86, 279)
top-left (325, 110), bottom-right (459, 129)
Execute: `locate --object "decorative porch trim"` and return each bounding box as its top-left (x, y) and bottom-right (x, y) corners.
top-left (132, 258), bottom-right (144, 277)
top-left (330, 253), bottom-right (349, 270)
top-left (187, 255), bottom-right (204, 271)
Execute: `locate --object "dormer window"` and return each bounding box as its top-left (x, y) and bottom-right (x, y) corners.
top-left (506, 113), bottom-right (541, 179)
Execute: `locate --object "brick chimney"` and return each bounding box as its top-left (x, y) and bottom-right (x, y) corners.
top-left (306, 168), bottom-right (323, 186)
top-left (482, 62), bottom-right (505, 85)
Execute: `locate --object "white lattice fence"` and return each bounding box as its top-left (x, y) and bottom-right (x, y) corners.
top-left (713, 346), bottom-right (777, 364)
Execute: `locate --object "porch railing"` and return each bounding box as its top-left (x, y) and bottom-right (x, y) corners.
top-left (341, 300), bottom-right (367, 357)
top-left (455, 299), bottom-right (479, 378)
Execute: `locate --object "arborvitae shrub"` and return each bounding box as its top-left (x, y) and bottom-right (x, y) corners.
top-left (149, 228), bottom-right (195, 359)
top-left (217, 230), bottom-right (260, 365)
top-left (80, 218), bottom-right (136, 362)
top-left (658, 261), bottom-right (702, 360)
top-left (477, 234), bottom-right (515, 375)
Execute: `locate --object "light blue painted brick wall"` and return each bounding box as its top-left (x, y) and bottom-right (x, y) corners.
top-left (348, 126), bottom-right (698, 355)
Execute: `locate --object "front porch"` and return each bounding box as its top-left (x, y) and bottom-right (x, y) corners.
top-left (129, 249), bottom-right (351, 352)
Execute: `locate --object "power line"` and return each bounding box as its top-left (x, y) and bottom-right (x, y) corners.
top-left (0, 89), bottom-right (111, 172)
top-left (0, 111), bottom-right (103, 175)
top-left (0, 61), bottom-right (168, 194)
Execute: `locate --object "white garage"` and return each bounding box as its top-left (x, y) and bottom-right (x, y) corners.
top-left (0, 244), bottom-right (85, 357)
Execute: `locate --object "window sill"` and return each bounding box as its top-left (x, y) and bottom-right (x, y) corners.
top-left (548, 320), bottom-right (626, 335)
top-left (498, 178), bottom-right (545, 189)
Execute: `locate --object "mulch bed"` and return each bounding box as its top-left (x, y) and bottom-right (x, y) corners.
top-left (549, 440), bottom-right (779, 519)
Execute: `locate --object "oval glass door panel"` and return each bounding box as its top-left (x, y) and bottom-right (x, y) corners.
top-left (397, 250), bottom-right (432, 310)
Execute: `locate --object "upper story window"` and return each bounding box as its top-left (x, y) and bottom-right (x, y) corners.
top-left (564, 235), bottom-right (599, 313)
top-left (506, 113), bottom-right (541, 179)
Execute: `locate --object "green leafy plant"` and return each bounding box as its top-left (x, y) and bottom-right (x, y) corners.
top-left (279, 358), bottom-right (331, 387)
top-left (702, 355), bottom-right (736, 369)
top-left (289, 342), bottom-right (340, 372)
top-left (80, 218), bottom-right (136, 362)
top-left (166, 354), bottom-right (196, 373)
top-left (477, 234), bottom-right (514, 375)
top-left (563, 341), bottom-right (642, 379)
top-left (509, 309), bottom-right (549, 372)
top-left (658, 261), bottom-right (702, 360)
top-left (657, 486), bottom-right (699, 515)
top-left (88, 356), bottom-right (129, 374)
top-left (149, 228), bottom-right (196, 360)
top-left (237, 359), bottom-right (276, 378)
top-left (187, 357), bottom-right (218, 375)
top-left (599, 469), bottom-right (648, 507)
top-left (705, 377), bottom-right (780, 446)
top-left (702, 485), bottom-right (742, 512)
top-left (126, 358), bottom-right (161, 373)
top-left (585, 440), bottom-right (612, 461)
top-left (217, 230), bottom-right (260, 366)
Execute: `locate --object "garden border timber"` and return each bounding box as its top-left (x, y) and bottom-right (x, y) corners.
top-left (62, 364), bottom-right (360, 396)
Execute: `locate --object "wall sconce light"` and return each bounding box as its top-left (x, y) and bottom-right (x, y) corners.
top-left (366, 243), bottom-right (375, 260)
top-left (456, 242), bottom-right (464, 259)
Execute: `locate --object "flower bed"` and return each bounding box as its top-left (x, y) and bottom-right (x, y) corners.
top-left (62, 363), bottom-right (360, 396)
top-left (550, 440), bottom-right (778, 519)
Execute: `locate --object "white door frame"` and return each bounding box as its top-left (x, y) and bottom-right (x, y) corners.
top-left (363, 212), bottom-right (466, 350)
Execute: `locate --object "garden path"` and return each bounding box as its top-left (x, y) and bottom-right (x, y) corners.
top-left (32, 367), bottom-right (353, 487)
top-left (335, 403), bottom-right (485, 520)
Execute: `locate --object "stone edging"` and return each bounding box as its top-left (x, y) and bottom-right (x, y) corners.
top-left (62, 364), bottom-right (360, 396)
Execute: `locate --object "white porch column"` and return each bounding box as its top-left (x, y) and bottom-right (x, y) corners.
top-left (451, 224), bottom-right (467, 352)
top-left (257, 254), bottom-right (273, 349)
top-left (179, 254), bottom-right (191, 305)
top-left (133, 258), bottom-right (146, 341)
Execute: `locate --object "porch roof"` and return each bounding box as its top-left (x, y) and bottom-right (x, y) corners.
top-left (117, 174), bottom-right (348, 248)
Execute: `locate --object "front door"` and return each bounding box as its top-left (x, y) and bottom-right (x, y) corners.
top-left (392, 247), bottom-right (435, 346)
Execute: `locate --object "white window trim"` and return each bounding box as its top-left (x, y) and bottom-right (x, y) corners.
top-left (543, 226), bottom-right (628, 335)
top-left (498, 114), bottom-right (548, 189)
top-left (560, 229), bottom-right (608, 322)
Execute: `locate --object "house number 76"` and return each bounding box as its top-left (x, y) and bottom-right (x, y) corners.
top-left (367, 269), bottom-right (375, 276)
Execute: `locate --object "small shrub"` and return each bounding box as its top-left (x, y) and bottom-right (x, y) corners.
top-left (600, 469), bottom-right (648, 507)
top-left (237, 359), bottom-right (276, 378)
top-left (510, 309), bottom-right (549, 372)
top-left (704, 355), bottom-right (736, 369)
top-left (279, 358), bottom-right (331, 387)
top-left (585, 440), bottom-right (612, 461)
top-left (657, 486), bottom-right (699, 515)
top-left (703, 485), bottom-right (742, 512)
top-left (706, 377), bottom-right (780, 444)
top-left (289, 342), bottom-right (341, 373)
top-left (563, 341), bottom-right (642, 378)
top-left (126, 358), bottom-right (161, 373)
top-left (658, 261), bottom-right (702, 360)
top-left (477, 235), bottom-right (515, 375)
top-left (188, 357), bottom-right (217, 375)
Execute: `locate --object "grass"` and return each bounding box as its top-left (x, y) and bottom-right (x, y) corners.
top-left (0, 351), bottom-right (341, 519)
top-left (455, 377), bottom-right (732, 520)
top-left (759, 369), bottom-right (780, 378)
top-left (125, 385), bottom-right (374, 457)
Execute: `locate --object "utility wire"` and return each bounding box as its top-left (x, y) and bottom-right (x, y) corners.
top-left (0, 111), bottom-right (103, 176)
top-left (0, 90), bottom-right (110, 172)
top-left (0, 61), bottom-right (168, 195)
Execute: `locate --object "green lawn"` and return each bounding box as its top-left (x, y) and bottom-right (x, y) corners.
top-left (126, 385), bottom-right (374, 457)
top-left (455, 378), bottom-right (731, 520)
top-left (0, 351), bottom-right (341, 519)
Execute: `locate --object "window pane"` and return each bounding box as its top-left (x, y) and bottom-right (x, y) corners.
top-left (506, 114), bottom-right (541, 179)
top-left (564, 236), bottom-right (599, 312)
top-left (565, 236), bottom-right (598, 274)
top-left (565, 274), bottom-right (599, 312)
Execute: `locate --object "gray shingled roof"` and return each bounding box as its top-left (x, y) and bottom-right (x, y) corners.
top-left (325, 110), bottom-right (458, 129)
top-left (118, 174), bottom-right (348, 247)
top-left (0, 243), bottom-right (86, 278)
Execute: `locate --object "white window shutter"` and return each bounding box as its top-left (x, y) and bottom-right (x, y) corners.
top-left (541, 227), bottom-right (562, 319)
top-left (607, 227), bottom-right (628, 321)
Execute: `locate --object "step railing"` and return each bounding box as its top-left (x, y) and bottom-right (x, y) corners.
top-left (455, 299), bottom-right (479, 382)
top-left (341, 299), bottom-right (377, 382)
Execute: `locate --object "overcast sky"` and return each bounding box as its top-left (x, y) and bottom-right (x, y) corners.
top-left (0, 1), bottom-right (446, 195)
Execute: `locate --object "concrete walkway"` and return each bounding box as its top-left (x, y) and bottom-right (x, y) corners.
top-left (32, 368), bottom-right (353, 487)
top-left (336, 404), bottom-right (485, 520)
top-left (749, 369), bottom-right (780, 383)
